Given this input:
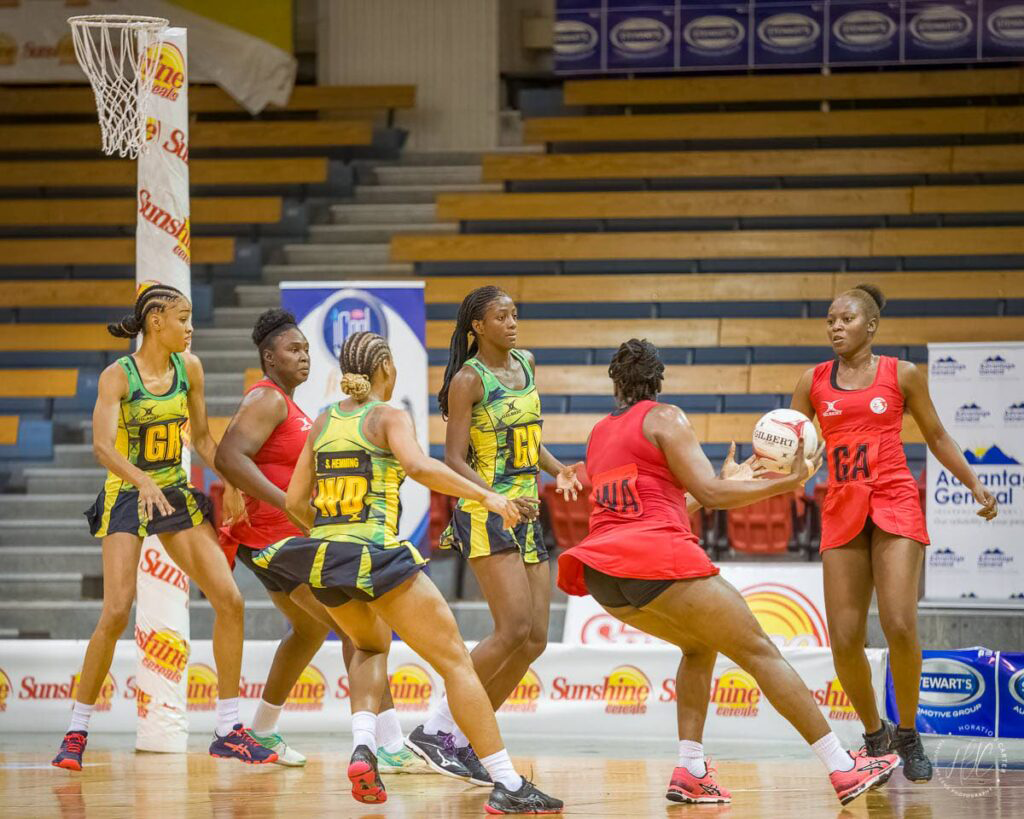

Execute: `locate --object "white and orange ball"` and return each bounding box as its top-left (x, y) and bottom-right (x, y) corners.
top-left (752, 409), bottom-right (818, 474)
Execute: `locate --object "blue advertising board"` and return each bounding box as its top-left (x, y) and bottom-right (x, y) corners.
top-left (754, 2), bottom-right (826, 65)
top-left (678, 3), bottom-right (752, 67)
top-left (886, 648), bottom-right (998, 736)
top-left (998, 652), bottom-right (1024, 738)
top-left (828, 0), bottom-right (901, 63)
top-left (982, 0), bottom-right (1024, 58)
top-left (606, 3), bottom-right (678, 70)
top-left (555, 6), bottom-right (604, 74)
top-left (904, 0), bottom-right (980, 61)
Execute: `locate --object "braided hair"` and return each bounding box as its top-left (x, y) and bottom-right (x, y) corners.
top-left (252, 308), bottom-right (298, 372)
top-left (437, 285), bottom-right (507, 419)
top-left (339, 331), bottom-right (391, 401)
top-left (108, 281), bottom-right (186, 339)
top-left (842, 282), bottom-right (887, 322)
top-left (609, 339), bottom-right (664, 406)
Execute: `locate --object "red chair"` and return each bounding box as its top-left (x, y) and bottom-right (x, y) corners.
top-left (725, 493), bottom-right (797, 555)
top-left (428, 491), bottom-right (457, 550)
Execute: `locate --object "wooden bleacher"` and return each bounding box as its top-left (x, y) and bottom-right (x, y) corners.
top-left (0, 324), bottom-right (128, 351)
top-left (0, 369), bottom-right (77, 397)
top-left (0, 280), bottom-right (135, 307)
top-left (419, 316), bottom-right (1024, 349)
top-left (0, 196), bottom-right (281, 226)
top-left (0, 158), bottom-right (330, 190)
top-left (436, 185), bottom-right (1024, 221)
top-left (563, 67), bottom-right (1024, 106)
top-left (0, 84), bottom-right (416, 116)
top-left (0, 416), bottom-right (17, 446)
top-left (418, 271), bottom-right (1024, 304)
top-left (0, 121), bottom-right (373, 153)
top-left (482, 145), bottom-right (1024, 182)
top-left (0, 237), bottom-right (234, 266)
top-left (392, 226), bottom-right (1024, 263)
top-left (523, 107), bottom-right (1024, 145)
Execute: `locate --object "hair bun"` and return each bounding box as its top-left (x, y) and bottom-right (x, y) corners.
top-left (252, 308), bottom-right (298, 347)
top-left (107, 313), bottom-right (143, 339)
top-left (341, 372), bottom-right (372, 400)
top-left (853, 283), bottom-right (886, 312)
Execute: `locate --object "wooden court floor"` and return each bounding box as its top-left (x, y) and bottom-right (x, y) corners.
top-left (2, 734), bottom-right (1023, 818)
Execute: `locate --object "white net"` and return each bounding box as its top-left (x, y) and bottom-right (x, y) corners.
top-left (68, 15), bottom-right (169, 159)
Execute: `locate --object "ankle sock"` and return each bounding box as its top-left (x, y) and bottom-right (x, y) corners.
top-left (376, 708), bottom-right (405, 754)
top-left (479, 748), bottom-right (523, 791)
top-left (677, 739), bottom-right (706, 777)
top-left (813, 731), bottom-right (855, 773)
top-left (352, 710), bottom-right (377, 754)
top-left (68, 701), bottom-right (93, 734)
top-left (251, 700), bottom-right (283, 736)
top-left (215, 698), bottom-right (240, 738)
top-left (423, 694), bottom-right (456, 736)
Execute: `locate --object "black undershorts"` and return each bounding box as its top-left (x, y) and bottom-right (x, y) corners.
top-left (583, 564), bottom-right (674, 609)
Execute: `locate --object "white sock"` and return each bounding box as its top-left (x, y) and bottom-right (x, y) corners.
top-left (812, 732), bottom-right (855, 773)
top-left (376, 708), bottom-right (405, 754)
top-left (215, 697), bottom-right (240, 738)
top-left (677, 739), bottom-right (706, 777)
top-left (352, 710), bottom-right (378, 754)
top-left (452, 724), bottom-right (470, 749)
top-left (68, 701), bottom-right (93, 733)
top-left (423, 693), bottom-right (456, 736)
top-left (479, 748), bottom-right (523, 791)
top-left (251, 700), bottom-right (283, 736)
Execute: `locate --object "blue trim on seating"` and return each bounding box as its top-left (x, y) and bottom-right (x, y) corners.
top-left (0, 418), bottom-right (52, 460)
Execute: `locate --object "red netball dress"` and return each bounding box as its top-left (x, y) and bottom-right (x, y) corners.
top-left (557, 400), bottom-right (718, 596)
top-left (810, 355), bottom-right (929, 552)
top-left (218, 378), bottom-right (312, 563)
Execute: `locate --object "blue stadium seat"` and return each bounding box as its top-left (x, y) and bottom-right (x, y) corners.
top-left (723, 394), bottom-right (783, 412)
top-left (0, 418), bottom-right (53, 460)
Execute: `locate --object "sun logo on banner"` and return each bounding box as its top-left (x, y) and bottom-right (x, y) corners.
top-left (604, 665), bottom-right (650, 715)
top-left (71, 672), bottom-right (117, 712)
top-left (388, 665), bottom-right (433, 712)
top-left (499, 667), bottom-right (543, 713)
top-left (187, 664), bottom-right (218, 711)
top-left (740, 582), bottom-right (829, 647)
top-left (710, 668), bottom-right (761, 718)
top-left (142, 43), bottom-right (186, 102)
top-left (285, 665), bottom-right (328, 712)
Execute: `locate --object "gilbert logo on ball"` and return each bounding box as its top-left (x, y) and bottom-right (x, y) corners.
top-left (752, 409), bottom-right (818, 473)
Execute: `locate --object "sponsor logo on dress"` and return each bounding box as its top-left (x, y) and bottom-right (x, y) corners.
top-left (187, 663), bottom-right (218, 711)
top-left (710, 668), bottom-right (761, 717)
top-left (909, 4), bottom-right (974, 46)
top-left (610, 17), bottom-right (672, 57)
top-left (554, 19), bottom-right (599, 58)
top-left (757, 12), bottom-right (821, 53)
top-left (19, 672), bottom-right (116, 711)
top-left (931, 355), bottom-right (967, 378)
top-left (389, 664), bottom-right (433, 712)
top-left (955, 402), bottom-right (992, 424)
top-left (822, 399), bottom-right (843, 417)
top-left (870, 396), bottom-right (888, 414)
top-left (551, 665), bottom-right (651, 715)
top-left (980, 355), bottom-right (1016, 377)
top-left (832, 10), bottom-right (898, 49)
top-left (683, 15), bottom-right (746, 54)
top-left (499, 667), bottom-right (543, 714)
top-left (0, 668), bottom-right (10, 712)
top-left (988, 4), bottom-right (1024, 43)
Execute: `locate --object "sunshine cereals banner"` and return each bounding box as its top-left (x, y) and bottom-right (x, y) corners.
top-left (925, 342), bottom-right (1024, 601)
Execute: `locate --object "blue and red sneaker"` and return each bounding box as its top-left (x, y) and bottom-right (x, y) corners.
top-left (52, 730), bottom-right (88, 771)
top-left (209, 724), bottom-right (278, 765)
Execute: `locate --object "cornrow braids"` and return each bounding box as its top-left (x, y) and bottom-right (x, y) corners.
top-left (108, 281), bottom-right (186, 339)
top-left (437, 285), bottom-right (507, 419)
top-left (339, 332), bottom-right (391, 401)
top-left (609, 338), bottom-right (664, 407)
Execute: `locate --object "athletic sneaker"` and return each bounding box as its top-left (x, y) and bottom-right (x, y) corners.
top-left (52, 731), bottom-right (88, 771)
top-left (209, 724), bottom-right (278, 764)
top-left (251, 732), bottom-right (306, 767)
top-left (485, 778), bottom-right (563, 814)
top-left (892, 727), bottom-right (933, 782)
top-left (377, 745), bottom-right (430, 774)
top-left (830, 751), bottom-right (900, 805)
top-left (456, 744), bottom-right (493, 787)
top-left (665, 761), bottom-right (732, 804)
top-left (861, 719), bottom-right (896, 758)
top-left (348, 745), bottom-right (387, 804)
top-left (405, 724), bottom-right (472, 780)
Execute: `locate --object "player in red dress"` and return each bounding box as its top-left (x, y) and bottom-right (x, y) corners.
top-left (790, 283), bottom-right (997, 782)
top-left (215, 309), bottom-right (418, 772)
top-left (558, 339), bottom-right (899, 807)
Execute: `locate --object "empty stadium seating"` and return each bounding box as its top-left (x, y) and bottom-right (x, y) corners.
top-left (0, 196), bottom-right (281, 226)
top-left (0, 237), bottom-right (235, 266)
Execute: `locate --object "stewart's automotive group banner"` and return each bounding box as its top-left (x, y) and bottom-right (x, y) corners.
top-left (555, 0), bottom-right (1024, 73)
top-left (281, 282), bottom-right (430, 551)
top-left (925, 342), bottom-right (1023, 601)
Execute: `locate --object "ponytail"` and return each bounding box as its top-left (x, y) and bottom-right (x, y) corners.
top-left (107, 281), bottom-right (185, 339)
top-left (438, 286), bottom-right (506, 419)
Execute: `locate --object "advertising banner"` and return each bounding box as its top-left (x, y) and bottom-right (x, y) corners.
top-left (555, 6), bottom-right (605, 73)
top-left (827, 0), bottom-right (902, 63)
top-left (981, 0), bottom-right (1024, 57)
top-left (903, 0), bottom-right (980, 60)
top-left (280, 282), bottom-right (430, 550)
top-left (678, 4), bottom-right (752, 68)
top-left (997, 652), bottom-right (1024, 738)
top-left (925, 342), bottom-right (1023, 601)
top-left (134, 29), bottom-right (190, 755)
top-left (886, 647), bottom-right (998, 736)
top-left (606, 3), bottom-right (678, 70)
top-left (753, 2), bottom-right (826, 65)
top-left (564, 562), bottom-right (831, 647)
top-left (0, 640), bottom-right (882, 746)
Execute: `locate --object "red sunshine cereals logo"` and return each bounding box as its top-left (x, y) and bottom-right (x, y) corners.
top-left (19, 672), bottom-right (116, 711)
top-left (710, 668), bottom-right (760, 718)
top-left (0, 668), bottom-right (10, 712)
top-left (142, 43), bottom-right (186, 102)
top-left (139, 547), bottom-right (189, 593)
top-left (135, 685), bottom-right (153, 719)
top-left (551, 665), bottom-right (651, 715)
top-left (285, 665), bottom-right (327, 712)
top-left (499, 668), bottom-right (543, 714)
top-left (136, 627), bottom-right (190, 684)
top-left (388, 665), bottom-right (433, 712)
top-left (187, 664), bottom-right (218, 711)
top-left (813, 677), bottom-right (858, 721)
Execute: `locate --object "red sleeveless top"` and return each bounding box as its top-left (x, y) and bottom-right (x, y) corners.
top-left (219, 378), bottom-right (312, 554)
top-left (557, 400), bottom-right (718, 596)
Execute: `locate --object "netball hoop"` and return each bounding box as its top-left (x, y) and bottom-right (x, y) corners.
top-left (68, 14), bottom-right (169, 158)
